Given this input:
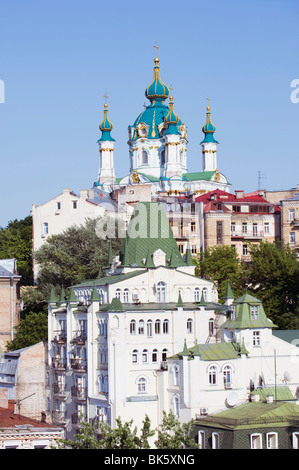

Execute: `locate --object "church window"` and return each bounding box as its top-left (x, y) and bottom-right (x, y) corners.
top-left (147, 320), bottom-right (153, 337)
top-left (194, 287), bottom-right (201, 302)
top-left (141, 150), bottom-right (148, 165)
top-left (142, 349), bottom-right (148, 363)
top-left (152, 349), bottom-right (158, 363)
top-left (187, 318), bottom-right (193, 334)
top-left (157, 281), bottom-right (166, 302)
top-left (130, 320), bottom-right (136, 335)
top-left (132, 349), bottom-right (138, 363)
top-left (123, 288), bottom-right (129, 303)
top-left (209, 318), bottom-right (214, 336)
top-left (137, 376), bottom-right (148, 394)
top-left (162, 349), bottom-right (168, 362)
top-left (223, 365), bottom-right (232, 389)
top-left (155, 320), bottom-right (161, 334)
top-left (115, 289), bottom-right (121, 299)
top-left (163, 319), bottom-right (169, 334)
top-left (208, 365), bottom-right (217, 385)
top-left (172, 395), bottom-right (180, 417)
top-left (138, 320), bottom-right (144, 335)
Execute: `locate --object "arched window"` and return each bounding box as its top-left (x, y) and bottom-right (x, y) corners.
top-left (173, 365), bottom-right (179, 386)
top-left (172, 395), bottom-right (180, 417)
top-left (208, 365), bottom-right (217, 385)
top-left (142, 349), bottom-right (148, 363)
top-left (223, 365), bottom-right (232, 389)
top-left (162, 348), bottom-right (168, 362)
top-left (115, 288), bottom-right (121, 299)
top-left (98, 374), bottom-right (104, 393)
top-left (137, 376), bottom-right (148, 394)
top-left (155, 319), bottom-right (161, 334)
top-left (147, 320), bottom-right (153, 337)
top-left (157, 281), bottom-right (166, 302)
top-left (138, 320), bottom-right (144, 335)
top-left (152, 349), bottom-right (158, 363)
top-left (194, 287), bottom-right (201, 302)
top-left (130, 320), bottom-right (136, 335)
top-left (132, 349), bottom-right (138, 364)
top-left (123, 289), bottom-right (129, 303)
top-left (163, 319), bottom-right (169, 334)
top-left (209, 318), bottom-right (214, 336)
top-left (187, 318), bottom-right (193, 334)
top-left (103, 376), bottom-right (109, 393)
top-left (203, 287), bottom-right (208, 302)
top-left (142, 150), bottom-right (148, 165)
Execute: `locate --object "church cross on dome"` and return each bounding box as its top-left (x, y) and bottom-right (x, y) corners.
top-left (153, 41), bottom-right (159, 58)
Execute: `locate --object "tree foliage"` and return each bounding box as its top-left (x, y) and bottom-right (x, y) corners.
top-left (60, 412), bottom-right (196, 450)
top-left (34, 217), bottom-right (122, 288)
top-left (197, 245), bottom-right (244, 301)
top-left (6, 311), bottom-right (48, 351)
top-left (0, 216), bottom-right (33, 285)
top-left (246, 241), bottom-right (299, 328)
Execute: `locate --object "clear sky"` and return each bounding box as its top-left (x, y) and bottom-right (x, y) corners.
top-left (0, 0), bottom-right (298, 227)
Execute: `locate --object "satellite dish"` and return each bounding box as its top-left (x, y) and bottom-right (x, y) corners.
top-left (227, 392), bottom-right (238, 407)
top-left (284, 371), bottom-right (291, 382)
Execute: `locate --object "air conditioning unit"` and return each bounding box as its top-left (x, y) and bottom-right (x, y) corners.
top-left (200, 407), bottom-right (208, 416)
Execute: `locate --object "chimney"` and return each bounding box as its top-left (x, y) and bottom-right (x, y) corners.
top-left (235, 190), bottom-right (244, 199)
top-left (8, 399), bottom-right (16, 412)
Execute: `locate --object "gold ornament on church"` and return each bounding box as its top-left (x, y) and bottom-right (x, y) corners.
top-left (131, 169), bottom-right (140, 183)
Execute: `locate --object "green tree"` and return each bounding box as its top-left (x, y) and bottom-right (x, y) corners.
top-left (198, 245), bottom-right (244, 301)
top-left (246, 241), bottom-right (299, 328)
top-left (61, 415), bottom-right (155, 449)
top-left (34, 217), bottom-right (122, 288)
top-left (6, 311), bottom-right (48, 351)
top-left (154, 411), bottom-right (198, 449)
top-left (0, 216), bottom-right (33, 285)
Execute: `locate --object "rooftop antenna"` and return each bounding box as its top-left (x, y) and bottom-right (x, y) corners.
top-left (258, 171), bottom-right (266, 191)
top-left (16, 393), bottom-right (36, 416)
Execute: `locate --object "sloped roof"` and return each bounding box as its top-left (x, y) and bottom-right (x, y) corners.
top-left (221, 292), bottom-right (276, 329)
top-left (170, 341), bottom-right (241, 361)
top-left (0, 407), bottom-right (60, 429)
top-left (119, 202), bottom-right (187, 268)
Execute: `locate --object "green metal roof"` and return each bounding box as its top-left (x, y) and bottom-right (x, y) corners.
top-left (183, 171), bottom-right (216, 182)
top-left (221, 292), bottom-right (277, 330)
top-left (251, 386), bottom-right (295, 402)
top-left (119, 202), bottom-right (187, 268)
top-left (73, 270), bottom-right (147, 288)
top-left (171, 341), bottom-right (242, 361)
top-left (196, 400), bottom-right (299, 430)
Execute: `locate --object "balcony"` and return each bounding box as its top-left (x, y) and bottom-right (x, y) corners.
top-left (51, 357), bottom-right (67, 370)
top-left (71, 331), bottom-right (87, 345)
top-left (72, 413), bottom-right (87, 427)
top-left (70, 358), bottom-right (87, 372)
top-left (52, 410), bottom-right (67, 425)
top-left (71, 386), bottom-right (87, 400)
top-left (53, 383), bottom-right (67, 397)
top-left (231, 229), bottom-right (264, 239)
top-left (53, 330), bottom-right (67, 344)
top-left (290, 218), bottom-right (299, 227)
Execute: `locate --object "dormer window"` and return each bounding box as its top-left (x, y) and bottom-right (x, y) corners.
top-left (251, 305), bottom-right (259, 320)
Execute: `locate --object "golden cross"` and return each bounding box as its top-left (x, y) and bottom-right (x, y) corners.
top-left (104, 92), bottom-right (108, 104)
top-left (153, 41), bottom-right (159, 58)
top-left (169, 84), bottom-right (173, 94)
top-left (207, 96), bottom-right (210, 104)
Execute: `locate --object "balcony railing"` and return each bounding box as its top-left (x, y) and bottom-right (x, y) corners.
top-left (231, 229), bottom-right (264, 239)
top-left (70, 358), bottom-right (87, 372)
top-left (53, 383), bottom-right (66, 396)
top-left (71, 386), bottom-right (87, 400)
top-left (52, 410), bottom-right (67, 424)
top-left (71, 331), bottom-right (87, 344)
top-left (53, 330), bottom-right (67, 343)
top-left (51, 357), bottom-right (67, 370)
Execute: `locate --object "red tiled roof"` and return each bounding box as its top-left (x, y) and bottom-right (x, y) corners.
top-left (0, 407), bottom-right (56, 428)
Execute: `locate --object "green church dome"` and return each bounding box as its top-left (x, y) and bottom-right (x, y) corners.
top-left (200, 103), bottom-right (218, 144)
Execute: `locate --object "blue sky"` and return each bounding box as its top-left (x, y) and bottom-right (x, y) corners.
top-left (0, 0), bottom-right (298, 227)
